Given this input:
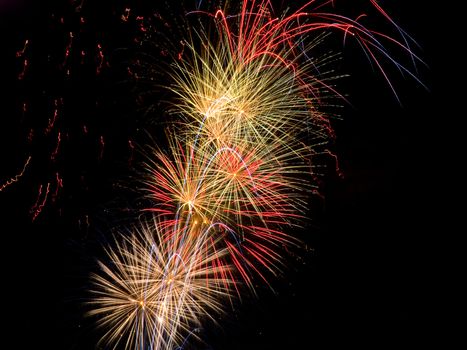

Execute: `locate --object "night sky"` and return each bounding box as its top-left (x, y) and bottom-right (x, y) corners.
top-left (0, 1), bottom-right (452, 349)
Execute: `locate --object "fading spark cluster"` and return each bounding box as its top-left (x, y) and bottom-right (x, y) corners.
top-left (85, 0), bottom-right (422, 348)
top-left (6, 4), bottom-right (114, 224)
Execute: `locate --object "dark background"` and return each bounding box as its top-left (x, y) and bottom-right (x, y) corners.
top-left (0, 0), bottom-right (454, 348)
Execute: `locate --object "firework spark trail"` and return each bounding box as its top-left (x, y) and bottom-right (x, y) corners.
top-left (0, 156), bottom-right (32, 192)
top-left (89, 1), bottom-right (422, 348)
top-left (30, 182), bottom-right (50, 221)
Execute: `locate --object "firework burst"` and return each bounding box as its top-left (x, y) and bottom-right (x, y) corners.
top-left (87, 0), bottom-right (422, 348)
top-left (89, 220), bottom-right (233, 349)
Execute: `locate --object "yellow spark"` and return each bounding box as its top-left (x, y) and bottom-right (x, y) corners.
top-left (0, 156), bottom-right (32, 192)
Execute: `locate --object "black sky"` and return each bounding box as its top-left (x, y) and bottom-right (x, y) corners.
top-left (0, 1), bottom-right (454, 349)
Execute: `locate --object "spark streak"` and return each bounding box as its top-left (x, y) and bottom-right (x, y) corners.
top-left (0, 156), bottom-right (32, 192)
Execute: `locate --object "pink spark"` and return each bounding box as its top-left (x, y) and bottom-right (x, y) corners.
top-left (96, 43), bottom-right (107, 74)
top-left (98, 135), bottom-right (105, 160)
top-left (31, 183), bottom-right (51, 221)
top-left (16, 39), bottom-right (29, 58)
top-left (52, 172), bottom-right (63, 202)
top-left (63, 32), bottom-right (74, 68)
top-left (18, 59), bottom-right (28, 80)
top-left (46, 99), bottom-right (61, 134)
top-left (324, 149), bottom-right (343, 178)
top-left (128, 139), bottom-right (135, 166)
top-left (51, 132), bottom-right (61, 161)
